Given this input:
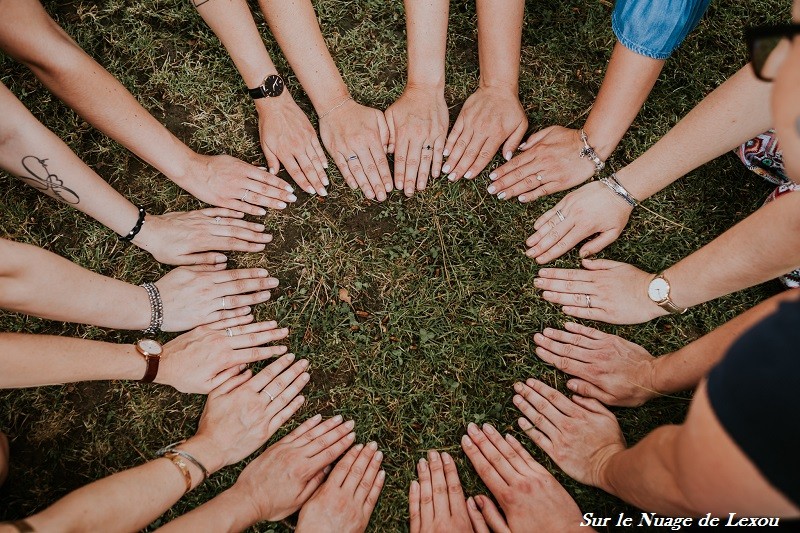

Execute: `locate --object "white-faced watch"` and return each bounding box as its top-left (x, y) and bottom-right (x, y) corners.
top-left (135, 338), bottom-right (163, 383)
top-left (647, 272), bottom-right (687, 314)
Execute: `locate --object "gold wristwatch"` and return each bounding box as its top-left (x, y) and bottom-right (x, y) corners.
top-left (647, 272), bottom-right (687, 314)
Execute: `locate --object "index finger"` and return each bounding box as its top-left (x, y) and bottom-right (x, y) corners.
top-left (441, 452), bottom-right (468, 516)
top-left (427, 450), bottom-right (450, 517)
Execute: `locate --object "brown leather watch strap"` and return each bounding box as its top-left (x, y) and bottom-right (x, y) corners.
top-left (141, 353), bottom-right (160, 383)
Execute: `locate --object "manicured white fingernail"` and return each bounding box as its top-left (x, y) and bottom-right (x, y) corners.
top-left (319, 188), bottom-right (328, 197)
top-left (257, 209), bottom-right (267, 216)
top-left (349, 182), bottom-right (358, 190)
top-left (489, 172), bottom-right (497, 180)
top-left (284, 185), bottom-right (294, 193)
top-left (519, 194), bottom-right (527, 202)
top-left (519, 142), bottom-right (527, 148)
top-left (498, 192), bottom-right (506, 200)
top-left (306, 187), bottom-right (316, 195)
top-left (487, 185), bottom-right (496, 194)
top-left (323, 161), bottom-right (329, 169)
top-left (443, 149), bottom-right (450, 157)
top-left (504, 151), bottom-right (512, 161)
top-left (269, 167), bottom-right (277, 174)
top-left (442, 164), bottom-right (451, 173)
top-left (288, 194), bottom-right (297, 202)
top-left (322, 177), bottom-right (330, 186)
top-left (278, 201), bottom-right (287, 209)
top-left (463, 171), bottom-right (472, 180)
top-left (448, 173), bottom-right (457, 182)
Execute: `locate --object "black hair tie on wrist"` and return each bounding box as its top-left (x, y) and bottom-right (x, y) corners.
top-left (120, 205), bottom-right (146, 242)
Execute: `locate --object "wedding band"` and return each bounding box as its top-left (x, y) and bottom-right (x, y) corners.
top-left (424, 145), bottom-right (432, 151)
top-left (214, 216), bottom-right (221, 224)
top-left (585, 294), bottom-right (592, 308)
top-left (265, 391), bottom-right (275, 401)
top-left (347, 154), bottom-right (358, 161)
top-left (221, 296), bottom-right (227, 310)
top-left (241, 190), bottom-right (249, 202)
top-left (226, 328), bottom-right (233, 337)
top-left (536, 173), bottom-right (543, 181)
top-left (556, 210), bottom-right (565, 222)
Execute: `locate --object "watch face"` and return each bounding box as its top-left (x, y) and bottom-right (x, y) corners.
top-left (137, 339), bottom-right (162, 356)
top-left (263, 74), bottom-right (284, 97)
top-left (648, 277), bottom-right (670, 302)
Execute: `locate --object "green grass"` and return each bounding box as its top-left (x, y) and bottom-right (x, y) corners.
top-left (0, 0), bottom-right (790, 530)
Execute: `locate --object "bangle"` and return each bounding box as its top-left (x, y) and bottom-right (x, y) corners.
top-left (156, 440), bottom-right (210, 483)
top-left (119, 205), bottom-right (146, 242)
top-left (579, 129), bottom-right (606, 175)
top-left (318, 95), bottom-right (353, 121)
top-left (162, 453), bottom-right (192, 494)
top-left (140, 282), bottom-right (163, 335)
top-left (600, 174), bottom-right (639, 208)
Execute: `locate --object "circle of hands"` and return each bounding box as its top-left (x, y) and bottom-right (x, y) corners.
top-left (152, 86), bottom-right (669, 531)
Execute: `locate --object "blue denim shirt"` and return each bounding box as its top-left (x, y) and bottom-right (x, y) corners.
top-left (612, 0), bottom-right (711, 59)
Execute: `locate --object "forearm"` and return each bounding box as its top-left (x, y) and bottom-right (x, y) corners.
top-left (0, 333), bottom-right (144, 388)
top-left (26, 435), bottom-right (224, 533)
top-left (0, 83), bottom-right (141, 237)
top-left (600, 426), bottom-right (696, 515)
top-left (666, 191), bottom-right (800, 309)
top-left (0, 239), bottom-right (149, 330)
top-left (0, 1), bottom-right (198, 185)
top-left (616, 63), bottom-right (772, 201)
top-left (157, 487), bottom-right (259, 533)
top-left (583, 43), bottom-right (664, 159)
top-left (257, 0), bottom-right (349, 113)
top-left (404, 0), bottom-right (449, 90)
top-left (475, 0), bottom-right (523, 90)
top-left (652, 290), bottom-right (800, 395)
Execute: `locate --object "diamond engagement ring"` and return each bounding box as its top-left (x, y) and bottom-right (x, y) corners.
top-left (585, 294), bottom-right (592, 308)
top-left (241, 190), bottom-right (249, 202)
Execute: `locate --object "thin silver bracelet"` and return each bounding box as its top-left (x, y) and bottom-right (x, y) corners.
top-left (140, 282), bottom-right (163, 335)
top-left (579, 129), bottom-right (606, 175)
top-left (600, 174), bottom-right (639, 208)
top-left (318, 95), bottom-right (353, 121)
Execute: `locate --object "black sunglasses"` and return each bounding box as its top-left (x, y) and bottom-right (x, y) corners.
top-left (745, 24), bottom-right (800, 81)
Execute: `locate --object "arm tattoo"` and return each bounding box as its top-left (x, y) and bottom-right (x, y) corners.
top-left (192, 0), bottom-right (213, 7)
top-left (19, 156), bottom-right (80, 205)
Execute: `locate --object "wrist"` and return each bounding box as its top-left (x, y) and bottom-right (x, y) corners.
top-left (613, 167), bottom-right (649, 203)
top-left (122, 343), bottom-right (149, 381)
top-left (595, 446), bottom-right (625, 495)
top-left (213, 487), bottom-right (264, 529)
top-left (405, 79), bottom-right (445, 93)
top-left (580, 122), bottom-right (618, 161)
top-left (313, 86), bottom-right (352, 117)
top-left (179, 435), bottom-right (227, 476)
top-left (478, 77), bottom-right (518, 94)
top-left (157, 141), bottom-right (201, 189)
top-left (254, 90), bottom-right (295, 115)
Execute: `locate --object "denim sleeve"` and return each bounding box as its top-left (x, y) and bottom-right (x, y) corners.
top-left (612, 0), bottom-right (712, 60)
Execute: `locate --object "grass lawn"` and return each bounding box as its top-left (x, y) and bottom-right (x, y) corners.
top-left (0, 0), bottom-right (789, 530)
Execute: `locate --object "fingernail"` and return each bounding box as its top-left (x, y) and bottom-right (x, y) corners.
top-left (257, 209), bottom-right (267, 216)
top-left (216, 255), bottom-right (227, 263)
top-left (448, 173), bottom-right (457, 182)
top-left (504, 151), bottom-right (512, 161)
top-left (284, 185), bottom-right (294, 193)
top-left (498, 192), bottom-right (506, 200)
top-left (487, 185), bottom-right (496, 194)
top-left (475, 496), bottom-right (484, 510)
top-left (288, 194), bottom-right (297, 202)
top-left (323, 161), bottom-right (329, 169)
top-left (567, 381), bottom-right (576, 391)
top-left (428, 450), bottom-right (439, 462)
top-left (323, 465), bottom-right (332, 474)
top-left (482, 423), bottom-right (495, 435)
top-left (238, 363), bottom-right (247, 371)
top-left (385, 182), bottom-right (393, 193)
top-left (442, 164), bottom-right (451, 173)
top-left (467, 422), bottom-right (479, 435)
top-left (307, 187), bottom-right (316, 195)
top-left (534, 278), bottom-right (542, 286)
top-left (323, 176), bottom-right (330, 186)
top-left (349, 182), bottom-right (358, 190)
top-left (377, 192), bottom-right (386, 201)
top-left (461, 434), bottom-right (473, 448)
top-left (374, 450), bottom-right (383, 461)
top-left (378, 470), bottom-right (386, 480)
top-left (313, 413), bottom-right (323, 421)
top-left (411, 480), bottom-right (419, 491)
top-left (514, 382), bottom-right (523, 392)
top-left (346, 431), bottom-right (356, 440)
top-left (443, 149), bottom-right (450, 157)
top-left (355, 443), bottom-right (364, 451)
top-left (278, 201), bottom-right (287, 209)
top-left (368, 441), bottom-right (378, 450)
top-left (319, 188), bottom-right (328, 197)
top-left (519, 195), bottom-right (527, 202)
top-left (519, 141), bottom-right (527, 148)
top-left (286, 353), bottom-right (295, 361)
top-left (463, 171), bottom-right (472, 180)
top-left (345, 419), bottom-right (355, 429)
top-left (489, 172), bottom-right (498, 180)
top-left (467, 497), bottom-right (478, 510)
top-left (513, 395), bottom-right (522, 405)
top-left (441, 452), bottom-right (452, 464)
top-left (418, 457), bottom-right (428, 467)
top-left (269, 167), bottom-right (277, 174)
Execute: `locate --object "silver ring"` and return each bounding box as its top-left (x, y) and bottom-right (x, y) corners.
top-left (264, 391), bottom-right (275, 401)
top-left (241, 190), bottom-right (249, 202)
top-left (556, 209), bottom-right (565, 222)
top-left (536, 173), bottom-right (544, 181)
top-left (347, 154), bottom-right (358, 161)
top-left (226, 327), bottom-right (233, 337)
top-left (585, 294), bottom-right (592, 308)
top-left (221, 296), bottom-right (227, 310)
top-left (214, 216), bottom-right (221, 224)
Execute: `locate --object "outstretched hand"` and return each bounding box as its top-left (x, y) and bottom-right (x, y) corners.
top-left (133, 208), bottom-right (274, 266)
top-left (442, 87), bottom-right (527, 182)
top-left (409, 450), bottom-right (474, 533)
top-left (155, 265), bottom-right (278, 332)
top-left (487, 126), bottom-right (597, 202)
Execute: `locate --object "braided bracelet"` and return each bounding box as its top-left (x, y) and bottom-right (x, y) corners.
top-left (600, 174), bottom-right (639, 208)
top-left (579, 129), bottom-right (606, 175)
top-left (119, 205), bottom-right (146, 242)
top-left (140, 282), bottom-right (163, 335)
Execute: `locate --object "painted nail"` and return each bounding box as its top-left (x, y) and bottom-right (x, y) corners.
top-left (269, 167), bottom-right (277, 174)
top-left (487, 185), bottom-right (496, 194)
top-left (216, 254), bottom-right (227, 263)
top-left (288, 194), bottom-right (297, 202)
top-left (467, 497), bottom-right (478, 510)
top-left (504, 151), bottom-right (512, 161)
top-left (519, 195), bottom-right (527, 202)
top-left (257, 208), bottom-right (267, 216)
top-left (307, 187), bottom-right (316, 195)
top-left (278, 201), bottom-right (287, 209)
top-left (323, 177), bottom-right (330, 186)
top-left (284, 185), bottom-right (294, 193)
top-left (443, 149), bottom-right (450, 157)
top-left (463, 171), bottom-right (472, 180)
top-left (319, 188), bottom-right (328, 197)
top-left (489, 172), bottom-right (498, 180)
top-left (442, 164), bottom-right (451, 173)
top-left (286, 353), bottom-right (295, 361)
top-left (448, 173), bottom-right (458, 182)
top-left (498, 192), bottom-right (506, 200)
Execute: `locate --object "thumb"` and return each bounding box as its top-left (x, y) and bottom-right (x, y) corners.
top-left (502, 121), bottom-right (528, 161)
top-left (581, 257), bottom-right (625, 271)
top-left (578, 230), bottom-right (620, 259)
top-left (385, 110), bottom-right (396, 154)
top-left (475, 495), bottom-right (511, 533)
top-left (262, 144), bottom-right (280, 176)
top-left (519, 125), bottom-right (555, 151)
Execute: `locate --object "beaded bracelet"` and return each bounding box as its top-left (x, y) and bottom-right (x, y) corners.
top-left (119, 205), bottom-right (146, 242)
top-left (140, 282), bottom-right (163, 335)
top-left (579, 129), bottom-right (606, 175)
top-left (600, 174), bottom-right (639, 208)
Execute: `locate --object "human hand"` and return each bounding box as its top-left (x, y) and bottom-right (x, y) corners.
top-left (155, 265), bottom-right (278, 332)
top-left (487, 126), bottom-right (596, 202)
top-left (461, 423), bottom-right (584, 533)
top-left (296, 441), bottom-right (385, 532)
top-left (320, 99), bottom-right (392, 201)
top-left (232, 414), bottom-right (357, 523)
top-left (133, 208), bottom-right (273, 266)
top-left (384, 86), bottom-right (448, 197)
top-left (256, 96), bottom-right (330, 196)
top-left (535, 259), bottom-right (668, 324)
top-left (157, 318), bottom-right (289, 394)
top-left (513, 379), bottom-right (626, 488)
top-left (441, 87), bottom-right (527, 182)
top-left (409, 450), bottom-right (473, 533)
top-left (525, 181), bottom-right (632, 263)
top-left (193, 352), bottom-right (310, 470)
top-left (534, 322), bottom-right (658, 407)
top-left (176, 154), bottom-right (297, 215)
